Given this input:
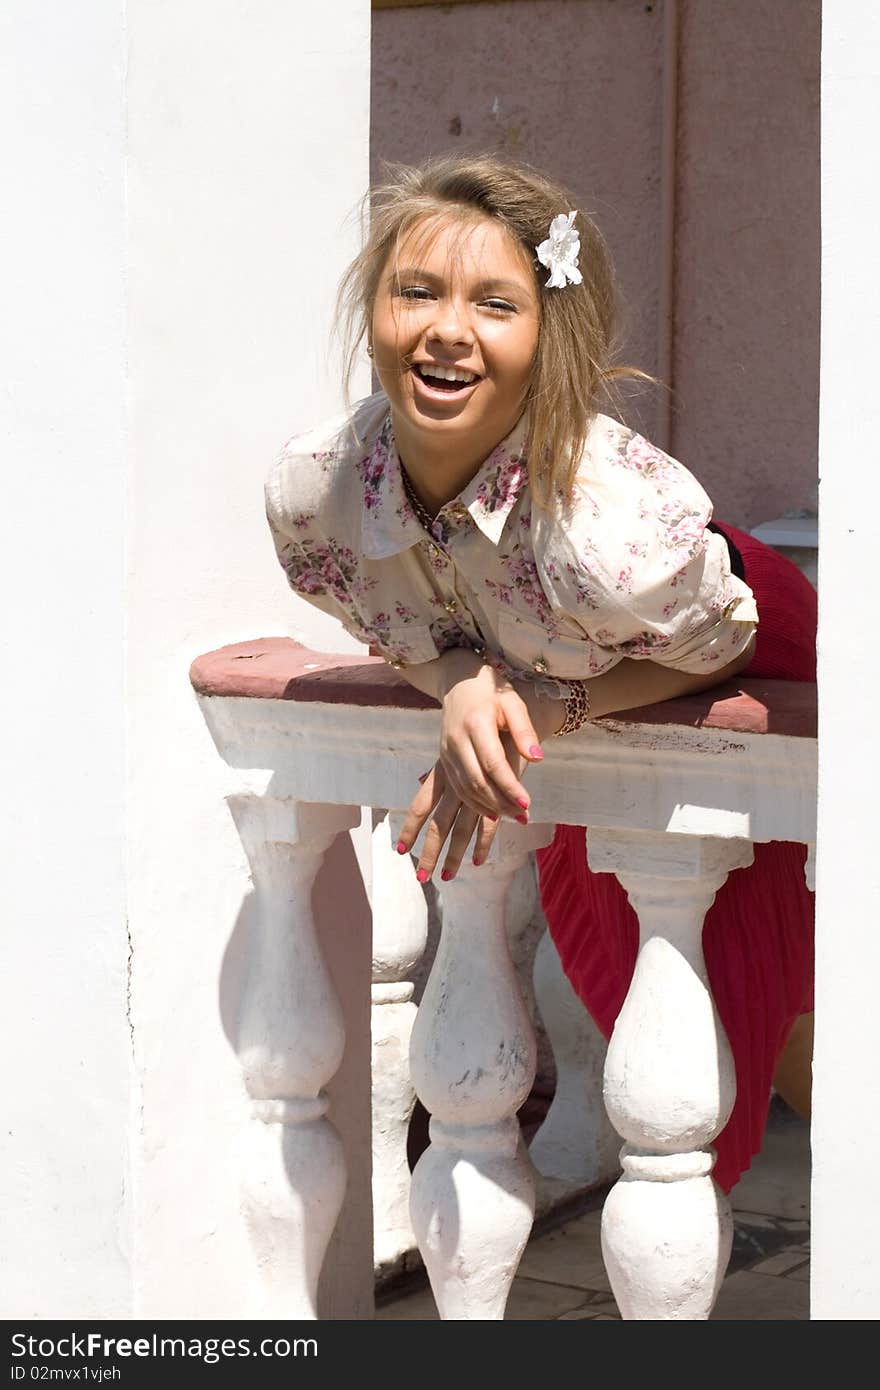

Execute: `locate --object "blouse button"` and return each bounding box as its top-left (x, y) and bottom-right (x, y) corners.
top-left (444, 598), bottom-right (458, 614)
top-left (533, 657), bottom-right (549, 675)
top-left (389, 658), bottom-right (405, 670)
top-left (473, 645), bottom-right (486, 658)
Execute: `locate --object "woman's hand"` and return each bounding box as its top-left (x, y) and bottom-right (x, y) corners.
top-left (397, 730), bottom-right (524, 883)
top-left (395, 657), bottom-right (564, 882)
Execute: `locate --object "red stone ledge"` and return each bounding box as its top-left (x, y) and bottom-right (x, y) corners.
top-left (189, 637), bottom-right (816, 739)
top-left (189, 637), bottom-right (436, 709)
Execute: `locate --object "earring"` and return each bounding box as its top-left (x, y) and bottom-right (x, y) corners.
top-left (366, 344), bottom-right (374, 358)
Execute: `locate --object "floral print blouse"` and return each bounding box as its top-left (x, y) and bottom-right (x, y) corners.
top-left (265, 392), bottom-right (758, 698)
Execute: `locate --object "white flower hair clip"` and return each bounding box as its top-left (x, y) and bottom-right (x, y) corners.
top-left (536, 211), bottom-right (582, 289)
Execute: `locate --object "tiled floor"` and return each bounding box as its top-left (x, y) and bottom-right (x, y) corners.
top-left (377, 1097), bottom-right (810, 1321)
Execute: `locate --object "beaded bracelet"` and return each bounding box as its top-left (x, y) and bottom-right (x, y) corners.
top-left (555, 679), bottom-right (592, 736)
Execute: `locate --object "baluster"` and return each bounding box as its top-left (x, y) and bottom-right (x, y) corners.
top-left (805, 842), bottom-right (816, 892)
top-left (587, 828), bottom-right (754, 1321)
top-left (529, 924), bottom-right (620, 1191)
top-left (409, 823), bottom-right (553, 1320)
top-left (229, 795), bottom-right (360, 1319)
top-left (369, 809), bottom-right (428, 1277)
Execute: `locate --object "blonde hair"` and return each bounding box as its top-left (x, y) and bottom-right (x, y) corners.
top-left (336, 152), bottom-right (649, 507)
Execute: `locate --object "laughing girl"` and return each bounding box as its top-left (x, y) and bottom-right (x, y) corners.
top-left (265, 154), bottom-right (815, 1194)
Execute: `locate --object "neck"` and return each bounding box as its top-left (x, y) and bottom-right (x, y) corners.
top-left (390, 413), bottom-right (520, 516)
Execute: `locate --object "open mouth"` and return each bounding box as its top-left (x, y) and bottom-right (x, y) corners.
top-left (411, 363), bottom-right (480, 394)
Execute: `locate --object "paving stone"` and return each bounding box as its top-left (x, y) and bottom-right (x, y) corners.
top-left (711, 1270), bottom-right (809, 1320)
top-left (516, 1209), bottom-right (612, 1293)
top-left (731, 1104), bottom-right (810, 1222)
top-left (558, 1300), bottom-right (620, 1320)
top-left (730, 1214), bottom-right (810, 1272)
top-left (507, 1277), bottom-right (598, 1320)
top-left (376, 1285), bottom-right (438, 1320)
top-left (376, 1276), bottom-right (590, 1320)
top-left (752, 1249), bottom-right (812, 1277)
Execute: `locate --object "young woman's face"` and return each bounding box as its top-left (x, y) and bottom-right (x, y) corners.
top-left (370, 215), bottom-right (540, 457)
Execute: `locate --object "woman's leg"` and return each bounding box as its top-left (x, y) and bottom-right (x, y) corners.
top-left (772, 1012), bottom-right (814, 1120)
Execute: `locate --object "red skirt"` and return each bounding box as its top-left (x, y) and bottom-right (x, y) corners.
top-left (535, 524), bottom-right (816, 1192)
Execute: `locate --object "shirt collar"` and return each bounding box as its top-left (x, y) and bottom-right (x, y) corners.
top-left (359, 413), bottom-right (423, 560)
top-left (360, 408), bottom-right (530, 559)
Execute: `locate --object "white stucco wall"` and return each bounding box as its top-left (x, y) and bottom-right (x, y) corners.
top-left (125, 0), bottom-right (371, 1316)
top-left (0, 2), bottom-right (132, 1318)
top-left (10, 0), bottom-right (877, 1325)
top-left (812, 1), bottom-right (880, 1321)
top-left (1, 0), bottom-right (370, 1319)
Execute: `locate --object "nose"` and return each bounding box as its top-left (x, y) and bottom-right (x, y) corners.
top-left (426, 295), bottom-right (474, 350)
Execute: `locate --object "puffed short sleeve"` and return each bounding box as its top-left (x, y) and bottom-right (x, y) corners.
top-left (265, 443), bottom-right (374, 646)
top-left (540, 423), bottom-right (758, 674)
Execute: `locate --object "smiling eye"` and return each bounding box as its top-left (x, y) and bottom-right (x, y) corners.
top-left (484, 298), bottom-right (516, 314)
top-left (398, 286), bottom-right (434, 301)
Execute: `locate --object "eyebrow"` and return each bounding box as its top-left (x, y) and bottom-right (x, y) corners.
top-left (390, 267), bottom-right (532, 299)
top-left (473, 277), bottom-right (532, 298)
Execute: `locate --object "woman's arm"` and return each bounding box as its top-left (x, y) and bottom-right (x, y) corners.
top-left (524, 628), bottom-right (758, 727)
top-left (396, 647), bottom-right (548, 819)
top-left (394, 630), bottom-right (756, 881)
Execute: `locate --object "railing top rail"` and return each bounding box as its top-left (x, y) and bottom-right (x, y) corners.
top-left (190, 638), bottom-right (816, 740)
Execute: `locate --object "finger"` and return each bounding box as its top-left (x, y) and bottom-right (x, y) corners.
top-left (439, 731), bottom-right (505, 820)
top-left (442, 755), bottom-right (503, 821)
top-left (471, 813), bottom-right (501, 867)
top-left (416, 792), bottom-right (470, 882)
top-left (439, 807), bottom-right (481, 881)
top-left (396, 765), bottom-right (443, 854)
top-left (466, 724), bottom-right (532, 818)
top-left (441, 717), bottom-right (526, 819)
top-left (498, 689), bottom-right (544, 763)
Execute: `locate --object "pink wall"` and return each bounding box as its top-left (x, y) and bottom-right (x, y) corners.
top-left (371, 0), bottom-right (819, 529)
top-left (674, 1), bottom-right (819, 525)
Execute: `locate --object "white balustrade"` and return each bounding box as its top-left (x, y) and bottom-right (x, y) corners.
top-left (408, 824), bottom-right (552, 1319)
top-left (369, 809), bottom-right (428, 1278)
top-left (228, 793), bottom-right (360, 1319)
top-left (529, 922), bottom-right (620, 1192)
top-left (587, 828), bottom-right (753, 1320)
top-left (192, 639), bottom-right (817, 1321)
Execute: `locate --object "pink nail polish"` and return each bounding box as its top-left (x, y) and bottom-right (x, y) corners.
top-left (472, 857), bottom-right (484, 868)
top-left (416, 868), bottom-right (429, 883)
top-left (516, 797), bottom-right (530, 810)
top-left (529, 744), bottom-right (543, 759)
top-left (487, 813), bottom-right (498, 822)
top-left (515, 814), bottom-right (529, 826)
top-left (440, 869), bottom-right (453, 882)
top-left (396, 841), bottom-right (408, 855)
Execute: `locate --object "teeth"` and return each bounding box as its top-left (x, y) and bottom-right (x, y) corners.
top-left (417, 365), bottom-right (476, 384)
